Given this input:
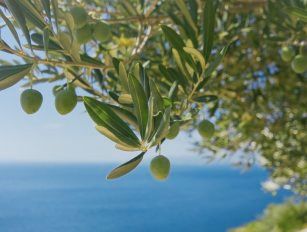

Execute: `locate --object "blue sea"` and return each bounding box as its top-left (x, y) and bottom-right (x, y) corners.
top-left (0, 164), bottom-right (290, 232)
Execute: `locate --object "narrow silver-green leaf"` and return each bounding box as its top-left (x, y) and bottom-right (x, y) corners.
top-left (205, 45), bottom-right (228, 77)
top-left (96, 126), bottom-right (140, 150)
top-left (149, 79), bottom-right (164, 115)
top-left (192, 94), bottom-right (217, 103)
top-left (149, 107), bottom-right (171, 147)
top-left (144, 96), bottom-right (155, 141)
top-left (107, 104), bottom-right (138, 128)
top-left (0, 64), bottom-right (33, 90)
top-left (176, 0), bottom-right (197, 32)
top-left (161, 25), bottom-right (185, 50)
top-left (84, 97), bottom-right (141, 147)
top-left (4, 0), bottom-right (32, 50)
top-left (128, 74), bottom-right (148, 139)
top-left (0, 9), bottom-right (21, 49)
top-left (118, 62), bottom-right (130, 93)
top-left (19, 1), bottom-right (46, 29)
top-left (183, 47), bottom-right (206, 73)
top-left (115, 144), bottom-right (140, 152)
top-left (285, 6), bottom-right (307, 22)
top-left (203, 0), bottom-right (216, 61)
top-left (107, 152), bottom-right (145, 180)
top-left (43, 28), bottom-right (50, 57)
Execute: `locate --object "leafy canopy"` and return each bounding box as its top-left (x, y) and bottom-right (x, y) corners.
top-left (0, 0), bottom-right (306, 193)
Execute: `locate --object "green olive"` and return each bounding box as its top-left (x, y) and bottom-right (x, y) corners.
top-left (166, 122), bottom-right (180, 140)
top-left (55, 87), bottom-right (77, 115)
top-left (198, 119), bottom-right (215, 138)
top-left (93, 22), bottom-right (111, 42)
top-left (150, 155), bottom-right (170, 181)
top-left (70, 7), bottom-right (88, 29)
top-left (20, 89), bottom-right (43, 114)
top-left (75, 25), bottom-right (93, 44)
top-left (291, 55), bottom-right (307, 74)
top-left (281, 46), bottom-right (295, 62)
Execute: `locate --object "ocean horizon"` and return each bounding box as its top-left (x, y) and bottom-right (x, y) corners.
top-left (0, 163), bottom-right (290, 232)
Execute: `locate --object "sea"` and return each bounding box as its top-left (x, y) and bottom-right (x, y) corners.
top-left (0, 164), bottom-right (290, 232)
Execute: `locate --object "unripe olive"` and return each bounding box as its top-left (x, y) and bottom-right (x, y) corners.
top-left (166, 122), bottom-right (180, 140)
top-left (55, 87), bottom-right (77, 115)
top-left (198, 119), bottom-right (215, 138)
top-left (75, 25), bottom-right (93, 44)
top-left (281, 46), bottom-right (295, 62)
top-left (20, 89), bottom-right (43, 114)
top-left (150, 155), bottom-right (170, 181)
top-left (93, 22), bottom-right (111, 42)
top-left (70, 7), bottom-right (88, 29)
top-left (291, 55), bottom-right (307, 74)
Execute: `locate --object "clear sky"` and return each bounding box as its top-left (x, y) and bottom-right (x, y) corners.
top-left (0, 22), bottom-right (213, 166)
top-left (0, 68), bottom-right (210, 165)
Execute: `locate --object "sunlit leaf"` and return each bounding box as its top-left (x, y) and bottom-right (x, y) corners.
top-left (203, 0), bottom-right (216, 61)
top-left (107, 152), bottom-right (145, 180)
top-left (128, 74), bottom-right (148, 139)
top-left (0, 64), bottom-right (33, 90)
top-left (0, 9), bottom-right (21, 49)
top-left (4, 0), bottom-right (32, 50)
top-left (84, 97), bottom-right (141, 147)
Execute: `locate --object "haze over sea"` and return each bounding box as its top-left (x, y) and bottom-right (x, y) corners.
top-left (0, 164), bottom-right (290, 232)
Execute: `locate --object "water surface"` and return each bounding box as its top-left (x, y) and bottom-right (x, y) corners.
top-left (0, 164), bottom-right (290, 232)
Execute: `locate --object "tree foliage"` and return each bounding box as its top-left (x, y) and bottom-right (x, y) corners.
top-left (231, 201), bottom-right (307, 232)
top-left (0, 0), bottom-right (306, 193)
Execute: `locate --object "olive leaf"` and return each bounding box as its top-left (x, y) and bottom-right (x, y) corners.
top-left (0, 64), bottom-right (33, 90)
top-left (83, 97), bottom-right (141, 148)
top-left (203, 0), bottom-right (216, 61)
top-left (149, 79), bottom-right (164, 115)
top-left (149, 107), bottom-right (171, 147)
top-left (0, 9), bottom-right (21, 49)
top-left (183, 47), bottom-right (206, 73)
top-left (176, 0), bottom-right (197, 32)
top-left (115, 144), bottom-right (140, 152)
top-left (19, 1), bottom-right (47, 30)
top-left (161, 25), bottom-right (185, 50)
top-left (107, 104), bottom-right (138, 128)
top-left (161, 25), bottom-right (197, 73)
top-left (128, 74), bottom-right (148, 139)
top-left (285, 7), bottom-right (307, 22)
top-left (107, 152), bottom-right (145, 180)
top-left (96, 126), bottom-right (140, 151)
top-left (192, 94), bottom-right (218, 103)
top-left (31, 33), bottom-right (62, 51)
top-left (144, 96), bottom-right (155, 141)
top-left (118, 62), bottom-right (130, 93)
top-left (205, 45), bottom-right (229, 77)
top-left (4, 0), bottom-right (32, 50)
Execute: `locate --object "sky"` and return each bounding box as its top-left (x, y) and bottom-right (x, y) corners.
top-left (0, 19), bottom-right (218, 166)
top-left (0, 81), bottom-right (213, 165)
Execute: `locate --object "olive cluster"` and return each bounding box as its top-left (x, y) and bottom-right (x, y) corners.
top-left (70, 7), bottom-right (111, 44)
top-left (281, 42), bottom-right (307, 74)
top-left (20, 85), bottom-right (77, 115)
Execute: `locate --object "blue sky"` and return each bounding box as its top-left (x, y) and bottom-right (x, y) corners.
top-left (0, 81), bottom-right (211, 164)
top-left (0, 19), bottom-right (213, 165)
